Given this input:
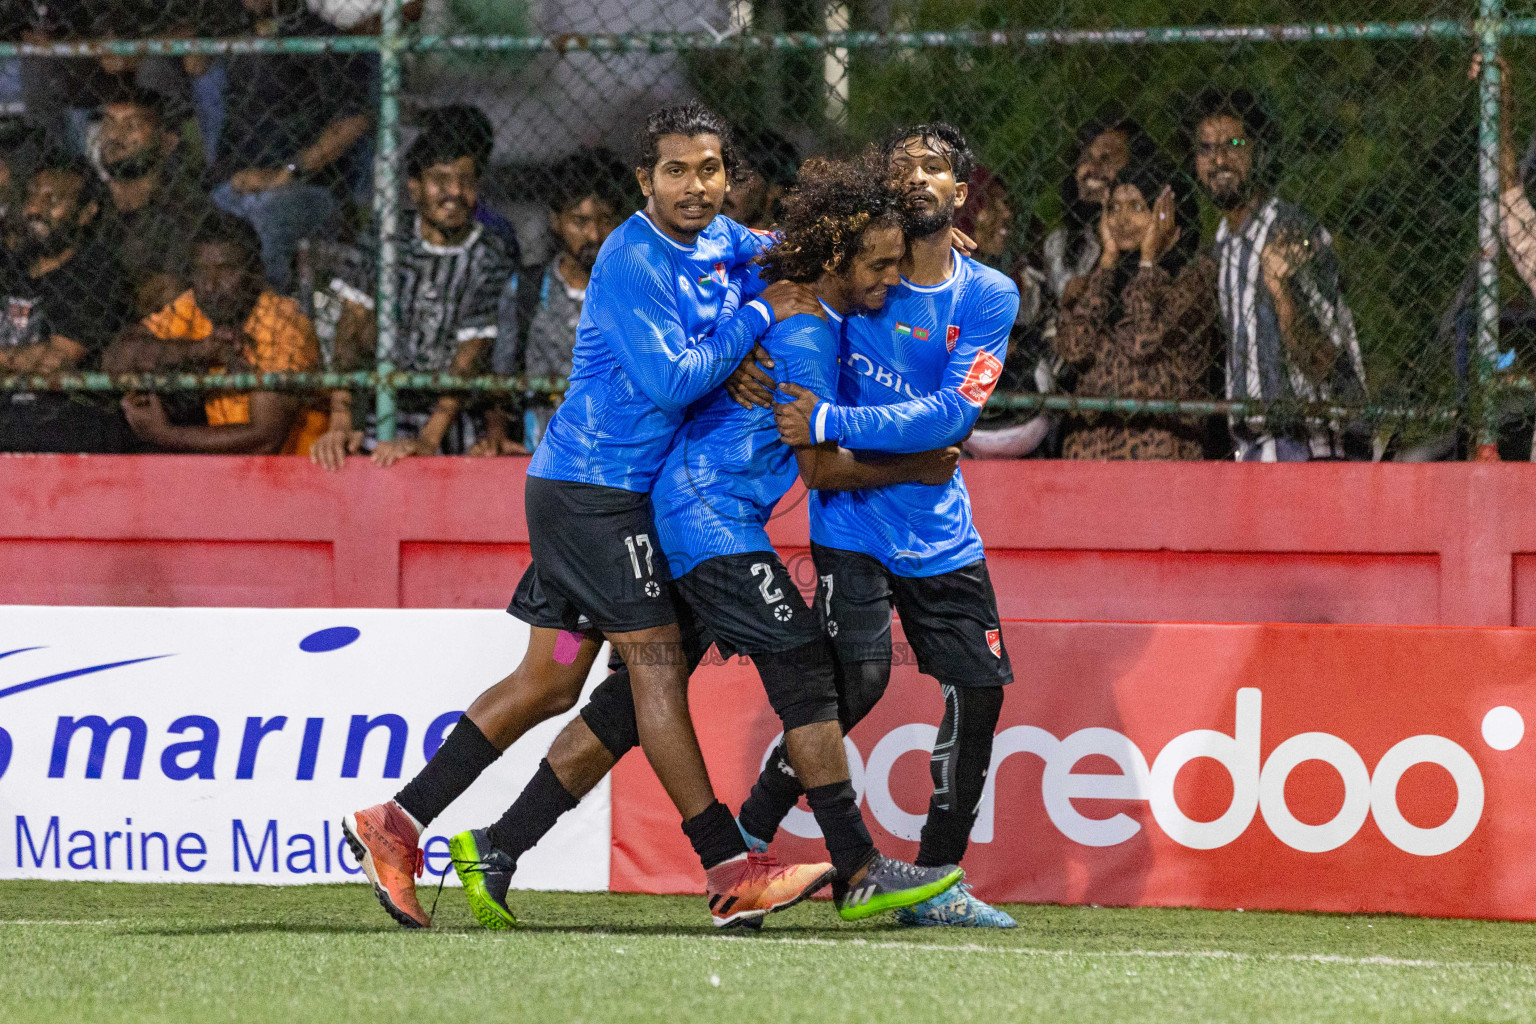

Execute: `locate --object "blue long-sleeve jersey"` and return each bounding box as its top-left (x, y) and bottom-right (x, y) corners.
top-left (652, 305), bottom-right (841, 578)
top-left (809, 253), bottom-right (1019, 577)
top-left (528, 212), bottom-right (773, 492)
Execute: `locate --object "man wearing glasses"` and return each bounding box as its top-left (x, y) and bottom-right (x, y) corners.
top-left (1191, 88), bottom-right (1369, 462)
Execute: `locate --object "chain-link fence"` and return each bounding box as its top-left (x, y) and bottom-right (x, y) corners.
top-left (0, 1), bottom-right (1528, 459)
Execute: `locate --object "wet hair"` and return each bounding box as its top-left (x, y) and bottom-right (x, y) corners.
top-left (191, 210), bottom-right (264, 273)
top-left (736, 125), bottom-right (801, 188)
top-left (424, 104), bottom-right (495, 172)
top-left (636, 102), bottom-right (739, 180)
top-left (406, 124), bottom-right (484, 181)
top-left (880, 122), bottom-right (976, 184)
top-left (547, 147), bottom-right (628, 214)
top-left (759, 156), bottom-right (904, 285)
top-left (1186, 87), bottom-right (1276, 182)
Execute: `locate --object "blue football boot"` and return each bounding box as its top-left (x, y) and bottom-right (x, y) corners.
top-left (893, 881), bottom-right (1017, 928)
top-left (736, 818), bottom-right (770, 855)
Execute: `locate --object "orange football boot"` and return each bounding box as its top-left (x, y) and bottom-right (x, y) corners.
top-left (705, 852), bottom-right (836, 928)
top-left (341, 801), bottom-right (430, 928)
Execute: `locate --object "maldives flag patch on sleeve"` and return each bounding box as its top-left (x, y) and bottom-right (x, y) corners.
top-left (957, 350), bottom-right (1004, 406)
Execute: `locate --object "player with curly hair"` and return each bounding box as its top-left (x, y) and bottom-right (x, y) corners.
top-left (729, 122), bottom-right (1023, 929)
top-left (444, 155), bottom-right (968, 930)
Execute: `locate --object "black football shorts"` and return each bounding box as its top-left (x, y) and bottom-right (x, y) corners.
top-left (810, 542), bottom-right (1013, 688)
top-left (508, 475), bottom-right (679, 635)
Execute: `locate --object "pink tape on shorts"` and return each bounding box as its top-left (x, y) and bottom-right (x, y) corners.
top-left (553, 629), bottom-right (584, 665)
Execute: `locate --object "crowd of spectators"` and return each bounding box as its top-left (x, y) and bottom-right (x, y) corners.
top-left (0, 5), bottom-right (1528, 462)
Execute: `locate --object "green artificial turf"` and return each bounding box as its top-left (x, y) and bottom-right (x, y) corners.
top-left (3, 880), bottom-right (1535, 1022)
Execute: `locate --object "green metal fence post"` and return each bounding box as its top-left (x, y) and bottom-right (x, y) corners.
top-left (373, 0), bottom-right (403, 442)
top-left (1476, 0), bottom-right (1505, 455)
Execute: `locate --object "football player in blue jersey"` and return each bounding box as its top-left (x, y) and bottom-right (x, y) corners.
top-left (341, 103), bottom-right (832, 930)
top-left (727, 123), bottom-right (1022, 928)
top-left (445, 156), bottom-right (974, 930)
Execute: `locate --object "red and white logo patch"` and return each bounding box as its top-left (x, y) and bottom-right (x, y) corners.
top-left (957, 350), bottom-right (1004, 406)
top-left (986, 629), bottom-right (1002, 658)
top-left (946, 325), bottom-right (960, 352)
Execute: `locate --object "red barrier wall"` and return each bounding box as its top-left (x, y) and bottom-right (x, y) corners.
top-left (4, 455), bottom-right (1536, 625)
top-left (613, 619), bottom-right (1536, 921)
top-left (8, 454), bottom-right (1536, 918)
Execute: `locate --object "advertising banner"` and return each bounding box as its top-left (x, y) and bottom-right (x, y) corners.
top-left (0, 607), bottom-right (611, 890)
top-left (611, 620), bottom-right (1536, 921)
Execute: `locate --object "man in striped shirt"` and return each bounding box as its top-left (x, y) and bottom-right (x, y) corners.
top-left (310, 124), bottom-right (515, 469)
top-left (1192, 88), bottom-right (1369, 462)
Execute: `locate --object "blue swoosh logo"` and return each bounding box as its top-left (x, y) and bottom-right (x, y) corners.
top-left (0, 653), bottom-right (174, 701)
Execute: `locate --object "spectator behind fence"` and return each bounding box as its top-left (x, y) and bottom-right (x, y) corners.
top-left (1481, 57), bottom-right (1536, 313)
top-left (1044, 111), bottom-right (1157, 303)
top-left (96, 83), bottom-right (215, 318)
top-left (304, 0), bottom-right (424, 34)
top-left (208, 0), bottom-right (375, 289)
top-left (424, 104), bottom-right (521, 264)
top-left (721, 125), bottom-right (799, 230)
top-left (478, 148), bottom-right (622, 456)
top-left (1053, 154), bottom-right (1217, 460)
top-left (1192, 88), bottom-right (1368, 462)
top-left (0, 153), bottom-right (136, 452)
top-left (110, 212), bottom-right (327, 454)
top-left (310, 126), bottom-right (514, 470)
top-left (956, 166), bottom-right (1056, 459)
top-left (0, 115), bottom-right (45, 251)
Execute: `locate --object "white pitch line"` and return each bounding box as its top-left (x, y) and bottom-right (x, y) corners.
top-left (712, 934), bottom-right (1520, 971)
top-left (0, 919), bottom-right (1523, 971)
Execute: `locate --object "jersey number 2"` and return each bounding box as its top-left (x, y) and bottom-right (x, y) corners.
top-left (751, 562), bottom-right (784, 604)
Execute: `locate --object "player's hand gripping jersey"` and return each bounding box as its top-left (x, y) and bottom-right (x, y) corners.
top-left (652, 302), bottom-right (842, 577)
top-left (528, 212), bottom-right (773, 492)
top-left (809, 254), bottom-right (1019, 576)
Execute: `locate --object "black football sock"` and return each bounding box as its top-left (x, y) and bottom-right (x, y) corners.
top-left (736, 741), bottom-right (803, 845)
top-left (915, 806), bottom-right (975, 868)
top-left (485, 758), bottom-right (580, 864)
top-left (805, 780), bottom-right (876, 880)
top-left (394, 714), bottom-right (502, 827)
top-left (915, 684), bottom-right (1004, 868)
top-left (682, 800), bottom-right (749, 870)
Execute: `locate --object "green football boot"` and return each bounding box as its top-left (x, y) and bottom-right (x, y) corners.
top-left (449, 828), bottom-right (518, 930)
top-left (835, 853), bottom-right (964, 922)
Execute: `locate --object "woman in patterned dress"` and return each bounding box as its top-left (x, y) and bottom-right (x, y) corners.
top-left (1053, 154), bottom-right (1218, 460)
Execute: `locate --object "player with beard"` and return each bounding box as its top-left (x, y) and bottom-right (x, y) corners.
top-left (447, 156), bottom-right (966, 929)
top-left (342, 102), bottom-right (832, 929)
top-left (728, 123), bottom-right (1021, 928)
